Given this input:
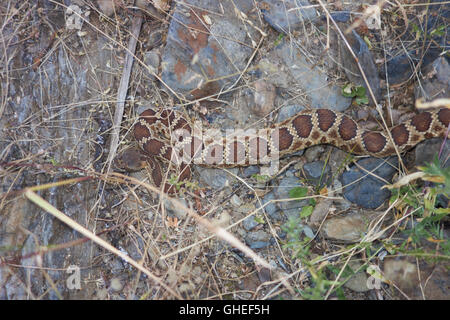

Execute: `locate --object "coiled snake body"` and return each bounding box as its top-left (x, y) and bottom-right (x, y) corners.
top-left (116, 107), bottom-right (449, 193)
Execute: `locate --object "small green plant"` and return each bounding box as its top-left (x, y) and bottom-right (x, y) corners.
top-left (418, 156), bottom-right (450, 196)
top-left (282, 214), bottom-right (311, 260)
top-left (300, 267), bottom-right (345, 300)
top-left (342, 84), bottom-right (369, 105)
top-left (273, 33), bottom-right (284, 46)
top-left (168, 174), bottom-right (198, 191)
top-left (254, 214), bottom-right (265, 224)
top-left (363, 35), bottom-right (372, 49)
top-left (250, 173), bottom-right (270, 183)
top-left (388, 156), bottom-right (450, 260)
top-left (283, 188), bottom-right (349, 299)
top-left (289, 186), bottom-right (308, 199)
top-left (411, 22), bottom-right (422, 41)
top-left (411, 22), bottom-right (445, 40)
top-left (288, 186), bottom-right (316, 218)
top-left (300, 203), bottom-right (314, 218)
top-left (430, 25), bottom-right (445, 38)
top-left (48, 158), bottom-right (59, 166)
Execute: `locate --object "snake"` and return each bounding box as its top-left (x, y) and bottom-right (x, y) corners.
top-left (115, 107), bottom-right (449, 193)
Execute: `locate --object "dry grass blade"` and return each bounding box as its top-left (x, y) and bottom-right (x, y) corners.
top-left (106, 12), bottom-right (143, 171)
top-left (382, 171), bottom-right (426, 190)
top-left (24, 188), bottom-right (181, 299)
top-left (110, 172), bottom-right (273, 270)
top-left (416, 97), bottom-right (450, 110)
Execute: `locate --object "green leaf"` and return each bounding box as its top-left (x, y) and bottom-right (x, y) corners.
top-left (355, 96), bottom-right (369, 105)
top-left (354, 86), bottom-right (366, 97)
top-left (363, 36), bottom-right (372, 49)
top-left (251, 173), bottom-right (270, 182)
top-left (254, 215), bottom-right (265, 224)
top-left (430, 25), bottom-right (445, 37)
top-left (342, 84), bottom-right (355, 97)
top-left (274, 33), bottom-right (284, 46)
top-left (289, 186), bottom-right (308, 199)
top-left (300, 205), bottom-right (314, 218)
top-left (411, 23), bottom-right (422, 40)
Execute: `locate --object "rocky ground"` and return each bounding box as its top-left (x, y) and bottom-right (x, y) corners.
top-left (0, 0), bottom-right (449, 299)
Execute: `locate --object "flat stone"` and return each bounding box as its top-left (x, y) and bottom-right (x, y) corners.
top-left (321, 211), bottom-right (383, 242)
top-left (161, 0), bottom-right (255, 98)
top-left (415, 138), bottom-right (449, 167)
top-left (274, 41), bottom-right (352, 111)
top-left (262, 0), bottom-right (317, 34)
top-left (163, 198), bottom-right (189, 219)
top-left (231, 194), bottom-right (242, 207)
top-left (143, 49), bottom-right (160, 81)
top-left (260, 191), bottom-right (283, 221)
top-left (241, 165), bottom-right (260, 178)
top-left (302, 160), bottom-right (331, 188)
top-left (335, 27), bottom-right (381, 103)
top-left (277, 104), bottom-right (305, 122)
top-left (242, 215), bottom-right (260, 231)
top-left (344, 261), bottom-right (371, 293)
top-left (415, 57), bottom-right (449, 101)
top-left (244, 230), bottom-right (272, 249)
top-left (196, 167), bottom-right (238, 189)
top-left (274, 176), bottom-right (309, 219)
top-left (341, 157), bottom-right (398, 209)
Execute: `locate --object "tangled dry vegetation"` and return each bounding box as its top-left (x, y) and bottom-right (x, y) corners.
top-left (0, 0), bottom-right (448, 300)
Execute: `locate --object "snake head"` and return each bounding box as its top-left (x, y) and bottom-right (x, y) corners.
top-left (113, 148), bottom-right (148, 172)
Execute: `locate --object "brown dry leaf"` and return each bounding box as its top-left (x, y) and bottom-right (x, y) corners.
top-left (319, 187), bottom-right (328, 196)
top-left (382, 171), bottom-right (444, 190)
top-left (166, 216), bottom-right (180, 228)
top-left (427, 237), bottom-right (446, 244)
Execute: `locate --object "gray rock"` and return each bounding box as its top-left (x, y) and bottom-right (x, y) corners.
top-left (257, 58), bottom-right (291, 88)
top-left (262, 0), bottom-right (317, 34)
top-left (414, 137), bottom-right (449, 208)
top-left (341, 157), bottom-right (399, 209)
top-left (337, 29), bottom-right (381, 103)
top-left (285, 169), bottom-right (295, 177)
top-left (275, 41), bottom-right (352, 111)
top-left (164, 198), bottom-right (189, 219)
top-left (244, 230), bottom-right (272, 249)
top-left (415, 57), bottom-right (449, 101)
top-left (143, 49), bottom-right (160, 81)
top-left (304, 145), bottom-right (325, 162)
top-left (277, 104), bottom-right (305, 122)
top-left (415, 138), bottom-right (449, 167)
top-left (327, 11), bottom-right (350, 23)
top-left (231, 194), bottom-right (243, 207)
top-left (260, 192), bottom-right (283, 221)
top-left (344, 261), bottom-right (371, 293)
top-left (386, 4), bottom-right (448, 85)
top-left (197, 167), bottom-right (238, 189)
top-left (242, 215), bottom-right (260, 231)
top-left (321, 211), bottom-right (383, 242)
top-left (302, 160), bottom-right (331, 188)
top-left (161, 0), bottom-right (255, 98)
top-left (241, 165), bottom-right (260, 178)
top-left (274, 176), bottom-right (309, 218)
top-left (302, 225), bottom-right (315, 238)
